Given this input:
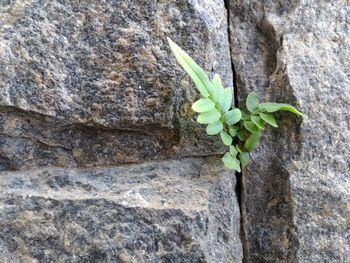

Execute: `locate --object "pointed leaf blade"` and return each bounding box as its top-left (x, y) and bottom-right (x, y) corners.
top-left (243, 121), bottom-right (260, 134)
top-left (251, 115), bottom-right (265, 129)
top-left (218, 87), bottom-right (233, 112)
top-left (192, 98), bottom-right (215, 113)
top-left (259, 102), bottom-right (302, 116)
top-left (212, 74), bottom-right (224, 102)
top-left (260, 112), bottom-right (278, 127)
top-left (168, 37), bottom-right (211, 97)
top-left (212, 74), bottom-right (223, 89)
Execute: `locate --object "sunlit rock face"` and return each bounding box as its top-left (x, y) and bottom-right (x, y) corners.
top-left (2, 0), bottom-right (348, 261)
top-left (0, 0), bottom-right (233, 170)
top-left (229, 0), bottom-right (350, 262)
top-left (0, 1), bottom-right (242, 262)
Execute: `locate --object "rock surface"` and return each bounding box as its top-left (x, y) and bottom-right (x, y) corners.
top-left (0, 158), bottom-right (242, 263)
top-left (0, 1), bottom-right (242, 262)
top-left (2, 0), bottom-right (348, 262)
top-left (229, 0), bottom-right (350, 262)
top-left (0, 0), bottom-right (232, 170)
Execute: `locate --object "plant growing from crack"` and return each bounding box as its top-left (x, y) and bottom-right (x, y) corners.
top-left (168, 37), bottom-right (302, 172)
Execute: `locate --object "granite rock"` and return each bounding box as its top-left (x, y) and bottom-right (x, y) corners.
top-left (228, 0), bottom-right (350, 262)
top-left (0, 0), bottom-right (233, 170)
top-left (0, 1), bottom-right (243, 262)
top-left (0, 158), bottom-right (242, 263)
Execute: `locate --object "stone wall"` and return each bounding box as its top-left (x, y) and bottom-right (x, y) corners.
top-left (1, 0), bottom-right (349, 262)
top-left (0, 1), bottom-right (242, 262)
top-left (0, 0), bottom-right (233, 170)
top-left (228, 0), bottom-right (349, 262)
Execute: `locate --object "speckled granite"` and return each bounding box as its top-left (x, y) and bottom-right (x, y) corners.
top-left (229, 0), bottom-right (350, 262)
top-left (0, 158), bottom-right (242, 262)
top-left (0, 0), bottom-right (232, 170)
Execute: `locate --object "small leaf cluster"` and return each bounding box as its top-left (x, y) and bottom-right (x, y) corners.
top-left (168, 37), bottom-right (302, 172)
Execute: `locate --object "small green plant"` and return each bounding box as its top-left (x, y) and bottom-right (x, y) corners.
top-left (168, 37), bottom-right (302, 172)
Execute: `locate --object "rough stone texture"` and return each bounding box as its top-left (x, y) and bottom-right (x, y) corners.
top-left (0, 1), bottom-right (243, 262)
top-left (0, 158), bottom-right (242, 263)
top-left (0, 0), bottom-right (233, 170)
top-left (229, 0), bottom-right (350, 262)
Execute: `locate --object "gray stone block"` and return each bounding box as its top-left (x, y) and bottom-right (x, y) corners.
top-left (228, 0), bottom-right (350, 262)
top-left (0, 0), bottom-right (233, 170)
top-left (0, 158), bottom-right (242, 262)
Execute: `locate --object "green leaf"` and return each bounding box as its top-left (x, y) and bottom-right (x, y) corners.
top-left (218, 87), bottom-right (233, 113)
top-left (222, 153), bottom-right (241, 172)
top-left (197, 109), bottom-right (221, 124)
top-left (212, 74), bottom-right (223, 89)
top-left (260, 112), bottom-right (278, 127)
top-left (237, 130), bottom-right (246, 141)
top-left (236, 144), bottom-right (243, 153)
top-left (251, 115), bottom-right (265, 130)
top-left (229, 126), bottom-right (238, 137)
top-left (246, 92), bottom-right (259, 113)
top-left (241, 111), bottom-right (249, 120)
top-left (229, 145), bottom-right (238, 157)
top-left (239, 152), bottom-right (250, 166)
top-left (220, 131), bottom-right (233, 146)
top-left (168, 37), bottom-right (212, 98)
top-left (206, 120), bottom-right (223, 135)
top-left (244, 132), bottom-right (261, 151)
top-left (212, 74), bottom-right (224, 102)
top-left (192, 98), bottom-right (215, 113)
top-left (259, 102), bottom-right (302, 116)
top-left (224, 108), bottom-right (242, 125)
top-left (243, 121), bottom-right (260, 134)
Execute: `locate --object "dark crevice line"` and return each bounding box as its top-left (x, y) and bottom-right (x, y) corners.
top-left (224, 0), bottom-right (247, 262)
top-left (224, 1), bottom-right (239, 108)
top-left (235, 172), bottom-right (247, 263)
top-left (232, 64), bottom-right (239, 107)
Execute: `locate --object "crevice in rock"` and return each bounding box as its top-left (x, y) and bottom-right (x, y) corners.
top-left (224, 0), bottom-right (247, 262)
top-left (224, 1), bottom-right (239, 108)
top-left (0, 105), bottom-right (172, 135)
top-left (234, 171), bottom-right (247, 263)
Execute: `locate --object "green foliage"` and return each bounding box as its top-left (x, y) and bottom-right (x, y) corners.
top-left (239, 152), bottom-right (250, 166)
top-left (258, 102), bottom-right (302, 116)
top-left (192, 98), bottom-right (215, 113)
top-left (246, 92), bottom-right (259, 113)
top-left (260, 112), bottom-right (278, 127)
top-left (197, 109), bottom-right (221, 124)
top-left (251, 115), bottom-right (265, 129)
top-left (224, 109), bottom-right (242, 125)
top-left (222, 152), bottom-right (241, 172)
top-left (243, 121), bottom-right (260, 134)
top-left (168, 38), bottom-right (302, 172)
top-left (244, 132), bottom-right (261, 151)
top-left (220, 131), bottom-right (233, 146)
top-left (206, 120), bottom-right (223, 135)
